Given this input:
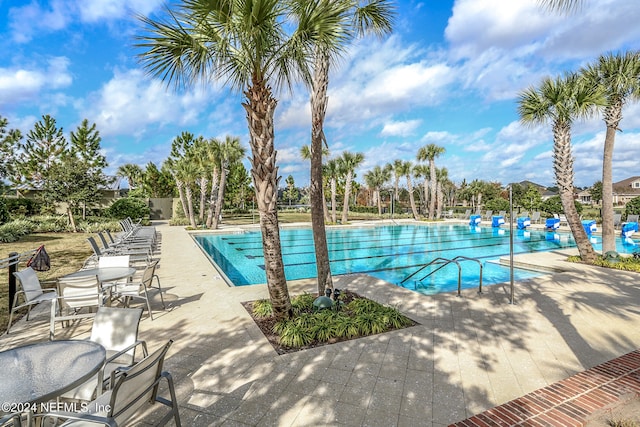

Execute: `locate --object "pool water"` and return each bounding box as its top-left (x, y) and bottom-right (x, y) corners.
top-left (193, 224), bottom-right (639, 295)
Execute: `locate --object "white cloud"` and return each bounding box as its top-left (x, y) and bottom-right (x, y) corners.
top-left (0, 57), bottom-right (73, 107)
top-left (81, 68), bottom-right (214, 138)
top-left (8, 0), bottom-right (72, 43)
top-left (380, 120), bottom-right (422, 137)
top-left (77, 0), bottom-right (162, 22)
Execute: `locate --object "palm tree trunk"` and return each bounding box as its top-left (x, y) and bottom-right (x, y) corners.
top-left (407, 176), bottom-right (419, 220)
top-left (185, 184), bottom-right (196, 228)
top-left (212, 167), bottom-right (227, 229)
top-left (436, 182), bottom-right (443, 219)
top-left (341, 171), bottom-right (353, 223)
top-left (198, 178), bottom-right (207, 225)
top-left (554, 123), bottom-right (597, 263)
top-left (310, 48), bottom-right (333, 295)
top-left (176, 180), bottom-right (189, 222)
top-left (244, 80), bottom-right (291, 320)
top-left (429, 161), bottom-right (436, 220)
top-left (376, 189), bottom-right (382, 216)
top-left (423, 181), bottom-right (428, 217)
top-left (331, 178), bottom-right (337, 223)
top-left (601, 102), bottom-right (622, 254)
top-left (323, 192), bottom-right (330, 223)
top-left (206, 168), bottom-right (220, 228)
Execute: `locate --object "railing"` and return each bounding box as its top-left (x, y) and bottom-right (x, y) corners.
top-left (0, 249), bottom-right (37, 311)
top-left (399, 255), bottom-right (483, 297)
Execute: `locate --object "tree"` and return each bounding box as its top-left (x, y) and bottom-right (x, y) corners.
top-left (300, 144), bottom-right (331, 224)
top-left (413, 163), bottom-right (430, 215)
top-left (202, 138), bottom-right (222, 228)
top-left (0, 116), bottom-right (22, 184)
top-left (521, 185), bottom-right (543, 212)
top-left (308, 0), bottom-right (394, 295)
top-left (20, 115), bottom-right (67, 211)
top-left (117, 164), bottom-right (144, 190)
top-left (417, 144), bottom-right (445, 220)
top-left (325, 159), bottom-right (340, 223)
top-left (518, 72), bottom-right (606, 263)
top-left (225, 161), bottom-right (252, 209)
top-left (364, 165), bottom-right (391, 216)
top-left (397, 161), bottom-right (419, 220)
top-left (581, 51), bottom-right (640, 254)
top-left (69, 119), bottom-right (110, 219)
top-left (137, 0), bottom-right (349, 319)
top-left (284, 175), bottom-right (299, 206)
top-left (338, 151), bottom-right (364, 223)
top-left (166, 132), bottom-right (198, 226)
top-left (590, 181), bottom-right (603, 205)
top-left (143, 162), bottom-right (176, 197)
top-left (213, 136), bottom-right (245, 229)
top-left (388, 159), bottom-right (404, 202)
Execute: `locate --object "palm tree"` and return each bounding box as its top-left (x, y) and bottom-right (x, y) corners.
top-left (204, 138), bottom-right (222, 229)
top-left (417, 144), bottom-right (445, 220)
top-left (308, 0), bottom-right (394, 294)
top-left (413, 163), bottom-right (430, 216)
top-left (397, 161), bottom-right (419, 220)
top-left (213, 136), bottom-right (245, 229)
top-left (116, 164), bottom-right (144, 190)
top-left (192, 136), bottom-right (210, 225)
top-left (338, 151), bottom-right (364, 223)
top-left (363, 165), bottom-right (390, 216)
top-left (300, 144), bottom-right (331, 223)
top-left (136, 0), bottom-right (349, 319)
top-left (324, 159), bottom-right (341, 223)
top-left (518, 72), bottom-right (606, 263)
top-left (174, 157), bottom-right (200, 228)
top-left (581, 52), bottom-right (640, 254)
top-left (435, 167), bottom-right (451, 219)
top-left (389, 159), bottom-right (403, 201)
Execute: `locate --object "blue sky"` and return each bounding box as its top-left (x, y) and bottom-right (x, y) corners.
top-left (2, 0), bottom-right (640, 190)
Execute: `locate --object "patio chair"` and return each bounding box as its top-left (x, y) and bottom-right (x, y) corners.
top-left (531, 211), bottom-right (541, 224)
top-left (50, 274), bottom-right (104, 340)
top-left (6, 267), bottom-right (58, 334)
top-left (87, 236), bottom-right (149, 264)
top-left (614, 213), bottom-right (622, 229)
top-left (112, 260), bottom-right (165, 320)
top-left (40, 340), bottom-right (181, 427)
top-left (626, 214), bottom-right (639, 224)
top-left (98, 231), bottom-right (152, 255)
top-left (484, 210), bottom-right (493, 221)
top-left (462, 209), bottom-right (471, 220)
top-left (60, 306), bottom-right (147, 402)
top-left (0, 413), bottom-right (22, 427)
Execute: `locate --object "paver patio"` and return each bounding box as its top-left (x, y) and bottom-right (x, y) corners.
top-left (2, 220), bottom-right (640, 426)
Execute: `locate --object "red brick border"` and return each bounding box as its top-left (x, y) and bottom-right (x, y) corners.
top-left (450, 350), bottom-right (640, 427)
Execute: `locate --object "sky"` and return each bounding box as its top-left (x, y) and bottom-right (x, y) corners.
top-left (2, 0), bottom-right (640, 190)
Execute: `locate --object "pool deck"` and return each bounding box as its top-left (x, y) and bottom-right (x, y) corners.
top-left (2, 219), bottom-right (640, 426)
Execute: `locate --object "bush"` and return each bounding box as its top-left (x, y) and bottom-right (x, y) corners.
top-left (0, 198), bottom-right (9, 225)
top-left (625, 196), bottom-right (640, 218)
top-left (105, 198), bottom-right (149, 221)
top-left (4, 197), bottom-right (40, 217)
top-left (484, 197), bottom-right (510, 212)
top-left (0, 219), bottom-right (35, 243)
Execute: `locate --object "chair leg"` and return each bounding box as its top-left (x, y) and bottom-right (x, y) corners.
top-left (153, 275), bottom-right (166, 309)
top-left (6, 309), bottom-right (15, 334)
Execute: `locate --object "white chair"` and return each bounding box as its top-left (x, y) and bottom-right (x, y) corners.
top-left (60, 306), bottom-right (147, 402)
top-left (50, 274), bottom-right (104, 340)
top-left (112, 260), bottom-right (164, 320)
top-left (531, 211), bottom-right (541, 224)
top-left (0, 412), bottom-right (22, 427)
top-left (40, 340), bottom-right (181, 426)
top-left (7, 267), bottom-right (57, 334)
top-left (98, 255), bottom-right (132, 291)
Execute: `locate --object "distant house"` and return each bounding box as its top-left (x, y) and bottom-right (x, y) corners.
top-left (577, 188), bottom-right (592, 205)
top-left (612, 176), bottom-right (640, 206)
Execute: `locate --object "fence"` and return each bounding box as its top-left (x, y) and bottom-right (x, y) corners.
top-left (0, 249), bottom-right (37, 311)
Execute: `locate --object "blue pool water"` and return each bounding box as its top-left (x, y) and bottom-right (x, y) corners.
top-left (193, 224), bottom-right (639, 295)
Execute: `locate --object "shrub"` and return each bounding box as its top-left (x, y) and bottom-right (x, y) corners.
top-left (0, 219), bottom-right (35, 243)
top-left (625, 196), bottom-right (640, 217)
top-left (252, 299), bottom-right (273, 318)
top-left (4, 197), bottom-right (40, 216)
top-left (484, 197), bottom-right (509, 212)
top-left (0, 198), bottom-right (9, 225)
top-left (105, 198), bottom-right (149, 221)
top-left (30, 215), bottom-right (69, 232)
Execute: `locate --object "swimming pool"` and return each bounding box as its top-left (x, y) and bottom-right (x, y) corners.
top-left (193, 224), bottom-right (638, 295)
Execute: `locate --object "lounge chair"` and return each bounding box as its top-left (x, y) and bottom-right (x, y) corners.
top-left (39, 340), bottom-right (181, 427)
top-left (531, 211), bottom-right (541, 224)
top-left (7, 267), bottom-right (58, 334)
top-left (484, 210), bottom-right (493, 221)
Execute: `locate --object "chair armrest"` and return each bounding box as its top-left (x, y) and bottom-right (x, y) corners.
top-left (105, 340), bottom-right (148, 365)
top-left (39, 411), bottom-right (114, 427)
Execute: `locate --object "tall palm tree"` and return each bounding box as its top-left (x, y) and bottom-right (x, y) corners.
top-left (518, 72), bottom-right (606, 263)
top-left (397, 161), bottom-right (419, 220)
top-left (417, 143), bottom-right (445, 220)
top-left (301, 144), bottom-right (331, 224)
top-left (435, 167), bottom-right (451, 219)
top-left (389, 159), bottom-right (403, 201)
top-left (204, 138), bottom-right (222, 229)
top-left (308, 0), bottom-right (394, 294)
top-left (364, 165), bottom-right (391, 216)
top-left (581, 52), bottom-right (640, 254)
top-left (174, 157), bottom-right (200, 227)
top-left (136, 0), bottom-right (349, 319)
top-left (213, 136), bottom-right (245, 228)
top-left (413, 163), bottom-right (430, 216)
top-left (192, 136), bottom-right (210, 224)
top-left (324, 159), bottom-right (341, 223)
top-left (338, 151), bottom-right (364, 223)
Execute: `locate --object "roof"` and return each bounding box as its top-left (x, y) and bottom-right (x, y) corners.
top-left (613, 176), bottom-right (640, 196)
top-left (13, 175), bottom-right (122, 192)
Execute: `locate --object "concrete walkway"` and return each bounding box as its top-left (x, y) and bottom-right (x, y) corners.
top-left (3, 221), bottom-right (640, 426)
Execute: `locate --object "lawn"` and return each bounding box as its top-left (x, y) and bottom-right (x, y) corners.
top-left (0, 233), bottom-right (93, 334)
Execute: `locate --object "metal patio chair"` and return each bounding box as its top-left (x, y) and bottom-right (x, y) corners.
top-left (7, 267), bottom-right (58, 334)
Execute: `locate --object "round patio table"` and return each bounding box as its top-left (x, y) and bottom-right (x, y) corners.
top-left (64, 267), bottom-right (137, 284)
top-left (0, 340), bottom-right (105, 409)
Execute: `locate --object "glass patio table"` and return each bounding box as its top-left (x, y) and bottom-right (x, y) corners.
top-left (0, 340), bottom-right (105, 412)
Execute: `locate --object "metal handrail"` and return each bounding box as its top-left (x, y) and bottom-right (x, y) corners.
top-left (399, 255), bottom-right (484, 297)
top-left (451, 255), bottom-right (484, 294)
top-left (0, 250), bottom-right (36, 270)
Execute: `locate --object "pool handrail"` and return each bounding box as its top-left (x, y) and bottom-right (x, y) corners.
top-left (400, 256), bottom-right (484, 297)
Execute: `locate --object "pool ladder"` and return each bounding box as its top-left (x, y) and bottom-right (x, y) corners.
top-left (399, 256), bottom-right (483, 297)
